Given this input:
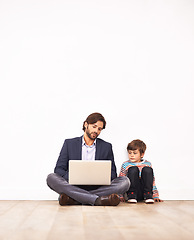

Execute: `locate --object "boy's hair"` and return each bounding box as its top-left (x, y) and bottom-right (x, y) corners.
top-left (127, 139), bottom-right (146, 155)
top-left (82, 112), bottom-right (106, 131)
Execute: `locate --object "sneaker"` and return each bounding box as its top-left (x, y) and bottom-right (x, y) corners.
top-left (127, 191), bottom-right (137, 203)
top-left (145, 198), bottom-right (154, 204)
top-left (127, 199), bottom-right (137, 204)
top-left (144, 192), bottom-right (154, 204)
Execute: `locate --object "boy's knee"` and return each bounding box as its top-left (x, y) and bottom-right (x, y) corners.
top-left (142, 166), bottom-right (153, 174)
top-left (127, 166), bottom-right (139, 175)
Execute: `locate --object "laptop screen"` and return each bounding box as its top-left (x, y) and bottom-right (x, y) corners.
top-left (69, 160), bottom-right (111, 185)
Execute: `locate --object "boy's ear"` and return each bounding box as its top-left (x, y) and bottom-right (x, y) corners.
top-left (141, 153), bottom-right (145, 158)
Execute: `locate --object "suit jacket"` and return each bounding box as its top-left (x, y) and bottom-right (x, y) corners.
top-left (54, 136), bottom-right (117, 181)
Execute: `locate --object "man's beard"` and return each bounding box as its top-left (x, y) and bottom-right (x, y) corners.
top-left (86, 129), bottom-right (98, 140)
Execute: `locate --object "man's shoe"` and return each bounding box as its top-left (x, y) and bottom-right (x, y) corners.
top-left (96, 194), bottom-right (120, 206)
top-left (59, 193), bottom-right (81, 206)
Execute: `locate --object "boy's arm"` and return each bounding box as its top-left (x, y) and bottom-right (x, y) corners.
top-left (151, 163), bottom-right (163, 202)
top-left (119, 163), bottom-right (128, 177)
top-left (153, 177), bottom-right (159, 199)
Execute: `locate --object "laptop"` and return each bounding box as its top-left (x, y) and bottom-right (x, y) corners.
top-left (69, 160), bottom-right (111, 185)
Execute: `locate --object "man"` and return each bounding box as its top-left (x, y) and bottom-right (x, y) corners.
top-left (47, 112), bottom-right (130, 206)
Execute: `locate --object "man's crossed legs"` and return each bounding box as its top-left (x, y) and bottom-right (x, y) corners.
top-left (47, 173), bottom-right (130, 206)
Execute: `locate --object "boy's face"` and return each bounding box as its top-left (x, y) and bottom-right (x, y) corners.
top-left (128, 149), bottom-right (144, 163)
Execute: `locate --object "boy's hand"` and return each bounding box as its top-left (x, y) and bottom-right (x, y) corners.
top-left (154, 198), bottom-right (163, 202)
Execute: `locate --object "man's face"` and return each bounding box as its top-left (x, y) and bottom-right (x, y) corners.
top-left (84, 121), bottom-right (104, 140)
top-left (128, 149), bottom-right (144, 163)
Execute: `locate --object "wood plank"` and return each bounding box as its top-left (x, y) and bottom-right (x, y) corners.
top-left (5, 201), bottom-right (58, 240)
top-left (107, 202), bottom-right (194, 240)
top-left (0, 201), bottom-right (18, 215)
top-left (152, 201), bottom-right (194, 236)
top-left (47, 205), bottom-right (85, 240)
top-left (0, 201), bottom-right (39, 240)
top-left (82, 205), bottom-right (125, 240)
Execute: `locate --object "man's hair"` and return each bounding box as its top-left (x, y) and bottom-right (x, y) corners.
top-left (127, 139), bottom-right (147, 155)
top-left (82, 112), bottom-right (106, 131)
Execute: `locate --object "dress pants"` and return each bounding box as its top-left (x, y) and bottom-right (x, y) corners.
top-left (127, 166), bottom-right (153, 201)
top-left (47, 173), bottom-right (130, 205)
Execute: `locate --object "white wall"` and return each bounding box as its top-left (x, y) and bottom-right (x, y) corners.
top-left (0, 0), bottom-right (193, 200)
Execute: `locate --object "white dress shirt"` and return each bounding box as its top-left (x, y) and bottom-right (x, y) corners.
top-left (82, 137), bottom-right (96, 161)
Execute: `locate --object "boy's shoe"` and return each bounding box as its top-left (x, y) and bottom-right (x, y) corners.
top-left (127, 199), bottom-right (137, 204)
top-left (145, 198), bottom-right (154, 204)
top-left (127, 192), bottom-right (137, 203)
top-left (144, 192), bottom-right (154, 204)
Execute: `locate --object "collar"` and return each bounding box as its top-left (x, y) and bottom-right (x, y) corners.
top-left (128, 158), bottom-right (145, 163)
top-left (82, 136), bottom-right (96, 147)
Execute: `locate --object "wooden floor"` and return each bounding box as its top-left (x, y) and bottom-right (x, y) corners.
top-left (0, 201), bottom-right (194, 240)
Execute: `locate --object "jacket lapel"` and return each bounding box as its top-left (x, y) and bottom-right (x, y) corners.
top-left (77, 136), bottom-right (82, 160)
top-left (95, 138), bottom-right (101, 159)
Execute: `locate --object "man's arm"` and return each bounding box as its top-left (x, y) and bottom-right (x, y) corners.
top-left (96, 139), bottom-right (117, 180)
top-left (54, 140), bottom-right (69, 180)
top-left (108, 144), bottom-right (117, 180)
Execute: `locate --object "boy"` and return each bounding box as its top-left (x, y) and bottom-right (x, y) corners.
top-left (119, 139), bottom-right (162, 204)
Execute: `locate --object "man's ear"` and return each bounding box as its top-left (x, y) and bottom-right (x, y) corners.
top-left (84, 122), bottom-right (88, 129)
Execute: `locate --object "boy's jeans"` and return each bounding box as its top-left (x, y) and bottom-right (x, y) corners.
top-left (127, 166), bottom-right (153, 201)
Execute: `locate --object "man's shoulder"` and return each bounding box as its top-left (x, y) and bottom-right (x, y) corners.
top-left (96, 138), bottom-right (112, 146)
top-left (64, 136), bottom-right (82, 143)
top-left (64, 137), bottom-right (112, 147)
